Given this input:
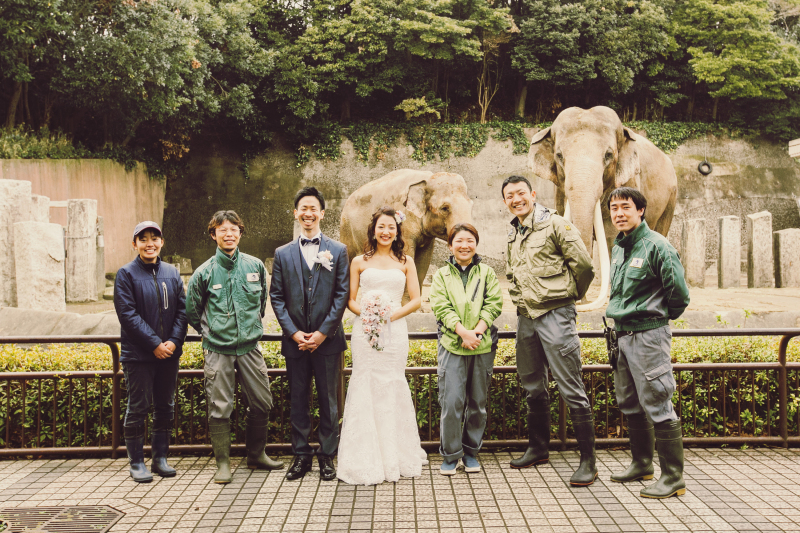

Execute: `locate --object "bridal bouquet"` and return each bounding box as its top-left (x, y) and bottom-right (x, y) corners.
top-left (361, 291), bottom-right (393, 351)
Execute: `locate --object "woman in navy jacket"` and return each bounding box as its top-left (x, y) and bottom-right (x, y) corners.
top-left (114, 221), bottom-right (188, 483)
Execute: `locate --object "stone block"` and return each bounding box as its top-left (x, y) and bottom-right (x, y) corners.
top-left (718, 216), bottom-right (740, 289)
top-left (0, 179), bottom-right (33, 307)
top-left (773, 228), bottom-right (800, 288)
top-left (96, 216), bottom-right (106, 300)
top-left (13, 222), bottom-right (66, 312)
top-left (165, 254), bottom-right (192, 274)
top-left (66, 199), bottom-right (98, 302)
top-left (746, 211), bottom-right (774, 288)
top-left (30, 194), bottom-right (51, 223)
top-left (681, 219), bottom-right (705, 288)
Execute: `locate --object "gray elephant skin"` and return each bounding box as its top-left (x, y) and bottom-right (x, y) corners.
top-left (340, 169), bottom-right (474, 288)
top-left (529, 106), bottom-right (677, 256)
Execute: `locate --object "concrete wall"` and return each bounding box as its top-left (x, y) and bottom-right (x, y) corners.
top-left (163, 132), bottom-right (800, 275)
top-left (162, 133), bottom-right (555, 273)
top-left (0, 159), bottom-right (165, 272)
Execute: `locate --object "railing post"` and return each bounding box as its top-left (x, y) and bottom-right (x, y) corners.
top-left (338, 350), bottom-right (345, 419)
top-left (109, 342), bottom-right (121, 459)
top-left (559, 397), bottom-right (567, 450)
top-left (778, 335), bottom-right (792, 449)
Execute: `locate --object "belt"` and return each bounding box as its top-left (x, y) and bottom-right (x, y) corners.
top-left (618, 330), bottom-right (635, 337)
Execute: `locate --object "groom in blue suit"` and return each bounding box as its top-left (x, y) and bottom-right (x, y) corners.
top-left (270, 186), bottom-right (350, 481)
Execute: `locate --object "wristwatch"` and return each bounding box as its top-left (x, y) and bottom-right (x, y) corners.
top-left (476, 333), bottom-right (484, 340)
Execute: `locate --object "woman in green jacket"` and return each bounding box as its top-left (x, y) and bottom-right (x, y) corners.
top-left (430, 223), bottom-right (503, 475)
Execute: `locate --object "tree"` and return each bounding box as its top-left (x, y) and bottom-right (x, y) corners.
top-left (675, 0), bottom-right (800, 120)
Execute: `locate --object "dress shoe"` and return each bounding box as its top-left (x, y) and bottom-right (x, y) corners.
top-left (285, 455), bottom-right (313, 480)
top-left (318, 455), bottom-right (337, 481)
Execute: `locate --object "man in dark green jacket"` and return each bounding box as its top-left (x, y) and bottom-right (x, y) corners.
top-left (605, 187), bottom-right (690, 499)
top-left (187, 210), bottom-right (283, 483)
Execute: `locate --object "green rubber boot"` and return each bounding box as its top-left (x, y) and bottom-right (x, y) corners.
top-left (246, 413), bottom-right (284, 470)
top-left (209, 418), bottom-right (232, 484)
top-left (611, 413), bottom-right (655, 483)
top-left (510, 398), bottom-right (550, 469)
top-left (569, 407), bottom-right (598, 486)
top-left (640, 419), bottom-right (686, 499)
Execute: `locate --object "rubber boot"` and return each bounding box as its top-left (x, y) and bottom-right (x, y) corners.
top-left (510, 398), bottom-right (550, 468)
top-left (150, 418), bottom-right (177, 478)
top-left (569, 407), bottom-right (598, 486)
top-left (640, 419), bottom-right (686, 499)
top-left (246, 413), bottom-right (284, 470)
top-left (124, 424), bottom-right (153, 483)
top-left (209, 418), bottom-right (232, 484)
top-left (611, 413), bottom-right (655, 483)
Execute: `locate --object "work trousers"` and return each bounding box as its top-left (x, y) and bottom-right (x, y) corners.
top-left (204, 347), bottom-right (274, 420)
top-left (437, 344), bottom-right (495, 461)
top-left (516, 304), bottom-right (590, 409)
top-left (122, 358), bottom-right (180, 428)
top-left (614, 325), bottom-right (678, 424)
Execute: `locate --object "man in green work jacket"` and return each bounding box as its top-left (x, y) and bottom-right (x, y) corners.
top-left (605, 187), bottom-right (690, 499)
top-left (503, 175), bottom-right (598, 486)
top-left (187, 210), bottom-right (283, 484)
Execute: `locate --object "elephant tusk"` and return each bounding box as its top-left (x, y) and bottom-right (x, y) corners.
top-left (575, 200), bottom-right (610, 312)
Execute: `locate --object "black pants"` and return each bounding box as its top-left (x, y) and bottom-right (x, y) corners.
top-left (285, 352), bottom-right (341, 457)
top-left (122, 358), bottom-right (180, 428)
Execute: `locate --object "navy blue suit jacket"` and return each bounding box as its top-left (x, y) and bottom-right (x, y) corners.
top-left (269, 234), bottom-right (350, 358)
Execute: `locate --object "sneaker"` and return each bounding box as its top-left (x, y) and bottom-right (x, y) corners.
top-left (439, 458), bottom-right (460, 476)
top-left (463, 455), bottom-right (481, 473)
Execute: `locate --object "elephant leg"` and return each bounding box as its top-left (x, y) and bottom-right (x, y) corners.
top-left (651, 189), bottom-right (676, 238)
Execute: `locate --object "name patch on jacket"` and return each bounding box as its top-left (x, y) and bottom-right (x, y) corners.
top-left (630, 258), bottom-right (644, 268)
top-left (247, 273), bottom-right (260, 282)
top-left (212, 284), bottom-right (222, 289)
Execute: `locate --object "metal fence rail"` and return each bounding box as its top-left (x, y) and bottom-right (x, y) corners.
top-left (1, 329), bottom-right (798, 458)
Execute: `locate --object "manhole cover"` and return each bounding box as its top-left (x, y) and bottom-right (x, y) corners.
top-left (0, 506), bottom-right (123, 533)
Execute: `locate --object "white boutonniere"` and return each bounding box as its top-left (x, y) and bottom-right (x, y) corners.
top-left (315, 250), bottom-right (334, 271)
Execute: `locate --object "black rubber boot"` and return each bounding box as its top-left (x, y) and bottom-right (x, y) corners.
top-left (124, 424), bottom-right (153, 483)
top-left (510, 399), bottom-right (550, 469)
top-left (611, 413), bottom-right (655, 483)
top-left (246, 413), bottom-right (284, 471)
top-left (150, 418), bottom-right (177, 478)
top-left (209, 418), bottom-right (232, 484)
top-left (569, 407), bottom-right (598, 486)
top-left (640, 419), bottom-right (686, 499)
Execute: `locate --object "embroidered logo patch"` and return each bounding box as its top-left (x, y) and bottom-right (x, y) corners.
top-left (247, 273), bottom-right (260, 282)
top-left (630, 258), bottom-right (644, 268)
top-left (565, 225), bottom-right (572, 231)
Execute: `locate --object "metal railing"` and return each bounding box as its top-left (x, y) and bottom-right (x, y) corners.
top-left (1, 329), bottom-right (799, 458)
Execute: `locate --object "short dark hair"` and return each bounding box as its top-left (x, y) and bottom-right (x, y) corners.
top-left (447, 223), bottom-right (480, 246)
top-left (608, 187), bottom-right (647, 216)
top-left (294, 186), bottom-right (325, 210)
top-left (501, 175), bottom-right (532, 197)
top-left (207, 210), bottom-right (245, 237)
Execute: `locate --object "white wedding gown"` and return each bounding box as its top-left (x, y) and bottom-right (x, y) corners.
top-left (337, 268), bottom-right (428, 485)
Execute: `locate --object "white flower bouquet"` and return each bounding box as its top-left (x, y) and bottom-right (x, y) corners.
top-left (360, 290), bottom-right (393, 351)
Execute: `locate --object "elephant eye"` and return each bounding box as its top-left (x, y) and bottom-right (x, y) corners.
top-left (556, 152), bottom-right (564, 162)
top-left (604, 150), bottom-right (614, 162)
top-left (441, 204), bottom-right (450, 212)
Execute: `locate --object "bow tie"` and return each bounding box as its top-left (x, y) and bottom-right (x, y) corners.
top-left (301, 237), bottom-right (320, 246)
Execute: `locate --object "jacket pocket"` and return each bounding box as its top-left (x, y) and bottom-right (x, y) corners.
top-left (528, 263), bottom-right (570, 301)
top-left (242, 282), bottom-right (261, 306)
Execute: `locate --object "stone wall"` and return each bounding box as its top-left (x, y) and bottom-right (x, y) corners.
top-left (0, 159), bottom-right (165, 272)
top-left (163, 132), bottom-right (800, 275)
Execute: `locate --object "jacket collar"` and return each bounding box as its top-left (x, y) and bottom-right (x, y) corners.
top-left (511, 203), bottom-right (551, 232)
top-left (135, 255), bottom-right (160, 272)
top-left (447, 254), bottom-right (482, 270)
top-left (615, 220), bottom-right (651, 249)
top-left (215, 247), bottom-right (239, 271)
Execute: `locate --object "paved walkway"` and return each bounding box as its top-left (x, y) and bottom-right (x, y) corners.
top-left (1, 449), bottom-right (799, 533)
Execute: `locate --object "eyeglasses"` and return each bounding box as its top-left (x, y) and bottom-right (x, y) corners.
top-left (216, 228), bottom-right (241, 236)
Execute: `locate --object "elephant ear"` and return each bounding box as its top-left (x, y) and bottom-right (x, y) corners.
top-left (528, 127), bottom-right (557, 184)
top-left (404, 180), bottom-right (427, 219)
top-left (616, 127), bottom-right (641, 188)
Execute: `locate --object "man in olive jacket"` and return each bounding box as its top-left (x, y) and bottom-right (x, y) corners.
top-left (503, 175), bottom-right (598, 486)
top-left (187, 210), bottom-right (282, 484)
top-left (605, 187), bottom-right (690, 499)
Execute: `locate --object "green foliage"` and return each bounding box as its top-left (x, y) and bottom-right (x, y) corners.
top-left (624, 121), bottom-right (733, 152)
top-left (0, 127), bottom-right (89, 159)
top-left (395, 97), bottom-right (442, 121)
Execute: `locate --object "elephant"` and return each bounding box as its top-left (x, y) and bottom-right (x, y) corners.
top-left (528, 106), bottom-right (678, 310)
top-left (340, 169), bottom-right (474, 289)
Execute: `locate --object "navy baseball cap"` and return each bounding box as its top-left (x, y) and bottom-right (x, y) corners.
top-left (133, 221), bottom-right (162, 239)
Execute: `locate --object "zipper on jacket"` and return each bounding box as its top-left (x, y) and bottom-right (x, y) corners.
top-left (162, 282), bottom-right (168, 310)
top-left (152, 270), bottom-right (165, 338)
top-left (470, 277), bottom-right (482, 302)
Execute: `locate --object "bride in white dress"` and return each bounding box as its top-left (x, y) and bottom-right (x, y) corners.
top-left (337, 206), bottom-right (428, 485)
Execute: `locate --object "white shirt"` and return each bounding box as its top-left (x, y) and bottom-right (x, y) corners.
top-left (299, 232), bottom-right (321, 269)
